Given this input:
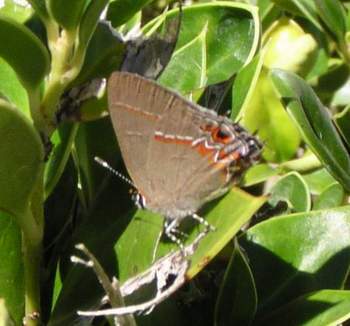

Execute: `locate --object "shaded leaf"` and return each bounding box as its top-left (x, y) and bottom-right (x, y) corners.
top-left (313, 183), bottom-right (344, 210)
top-left (0, 15), bottom-right (49, 91)
top-left (231, 53), bottom-right (264, 120)
top-left (0, 213), bottom-right (24, 325)
top-left (44, 123), bottom-right (78, 198)
top-left (314, 0), bottom-right (347, 41)
top-left (269, 172), bottom-right (311, 212)
top-left (0, 58), bottom-right (29, 117)
top-left (47, 0), bottom-right (89, 30)
top-left (215, 241), bottom-right (257, 326)
top-left (0, 101), bottom-right (43, 217)
top-left (271, 69), bottom-right (350, 192)
top-left (107, 0), bottom-right (153, 27)
top-left (259, 290), bottom-right (350, 326)
top-left (241, 206), bottom-right (350, 315)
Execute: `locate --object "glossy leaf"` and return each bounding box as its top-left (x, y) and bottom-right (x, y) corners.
top-left (47, 0), bottom-right (89, 30)
top-left (160, 22), bottom-right (209, 94)
top-left (215, 242), bottom-right (257, 326)
top-left (269, 172), bottom-right (311, 212)
top-left (241, 206), bottom-right (350, 315)
top-left (107, 0), bottom-right (152, 27)
top-left (313, 183), bottom-right (344, 210)
top-left (260, 290), bottom-right (350, 326)
top-left (0, 15), bottom-right (49, 91)
top-left (231, 53), bottom-right (264, 121)
top-left (0, 101), bottom-right (43, 217)
top-left (145, 2), bottom-right (260, 94)
top-left (0, 213), bottom-right (24, 325)
top-left (271, 69), bottom-right (350, 192)
top-left (0, 58), bottom-right (29, 117)
top-left (314, 0), bottom-right (347, 41)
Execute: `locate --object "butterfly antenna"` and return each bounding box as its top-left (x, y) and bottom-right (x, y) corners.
top-left (94, 156), bottom-right (136, 189)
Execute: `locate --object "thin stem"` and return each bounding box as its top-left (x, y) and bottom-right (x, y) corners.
top-left (41, 29), bottom-right (78, 135)
top-left (337, 37), bottom-right (350, 68)
top-left (19, 169), bottom-right (44, 326)
top-left (18, 208), bottom-right (43, 326)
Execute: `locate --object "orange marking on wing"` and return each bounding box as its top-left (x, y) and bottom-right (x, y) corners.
top-left (154, 134), bottom-right (216, 158)
top-left (212, 127), bottom-right (234, 144)
top-left (154, 134), bottom-right (192, 146)
top-left (217, 149), bottom-right (241, 161)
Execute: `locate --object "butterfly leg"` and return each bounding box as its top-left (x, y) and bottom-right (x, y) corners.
top-left (164, 219), bottom-right (185, 253)
top-left (191, 213), bottom-right (216, 234)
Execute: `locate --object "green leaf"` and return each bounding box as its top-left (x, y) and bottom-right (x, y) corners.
top-left (47, 0), bottom-right (89, 30)
top-left (107, 0), bottom-right (152, 27)
top-left (263, 18), bottom-right (317, 77)
top-left (240, 206), bottom-right (350, 315)
top-left (302, 168), bottom-right (338, 194)
top-left (313, 182), bottom-right (344, 210)
top-left (159, 22), bottom-right (209, 93)
top-left (44, 123), bottom-right (78, 198)
top-left (27, 0), bottom-right (48, 20)
top-left (215, 242), bottom-right (257, 326)
top-left (314, 0), bottom-right (347, 41)
top-left (243, 69), bottom-right (301, 162)
top-left (78, 0), bottom-right (110, 52)
top-left (115, 189), bottom-right (266, 282)
top-left (0, 58), bottom-right (29, 117)
top-left (179, 190), bottom-right (266, 279)
top-left (231, 53), bottom-right (264, 121)
top-left (271, 69), bottom-right (350, 192)
top-left (73, 21), bottom-right (125, 86)
top-left (0, 0), bottom-right (33, 23)
top-left (242, 164), bottom-right (279, 187)
top-left (269, 172), bottom-right (311, 212)
top-left (116, 11), bottom-right (141, 36)
top-left (260, 290), bottom-right (350, 326)
top-left (0, 15), bottom-right (49, 91)
top-left (271, 0), bottom-right (323, 31)
top-left (73, 117), bottom-right (122, 206)
top-left (334, 105), bottom-right (350, 148)
top-left (146, 2), bottom-right (260, 94)
top-left (0, 213), bottom-right (24, 326)
top-left (0, 101), bottom-right (43, 217)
